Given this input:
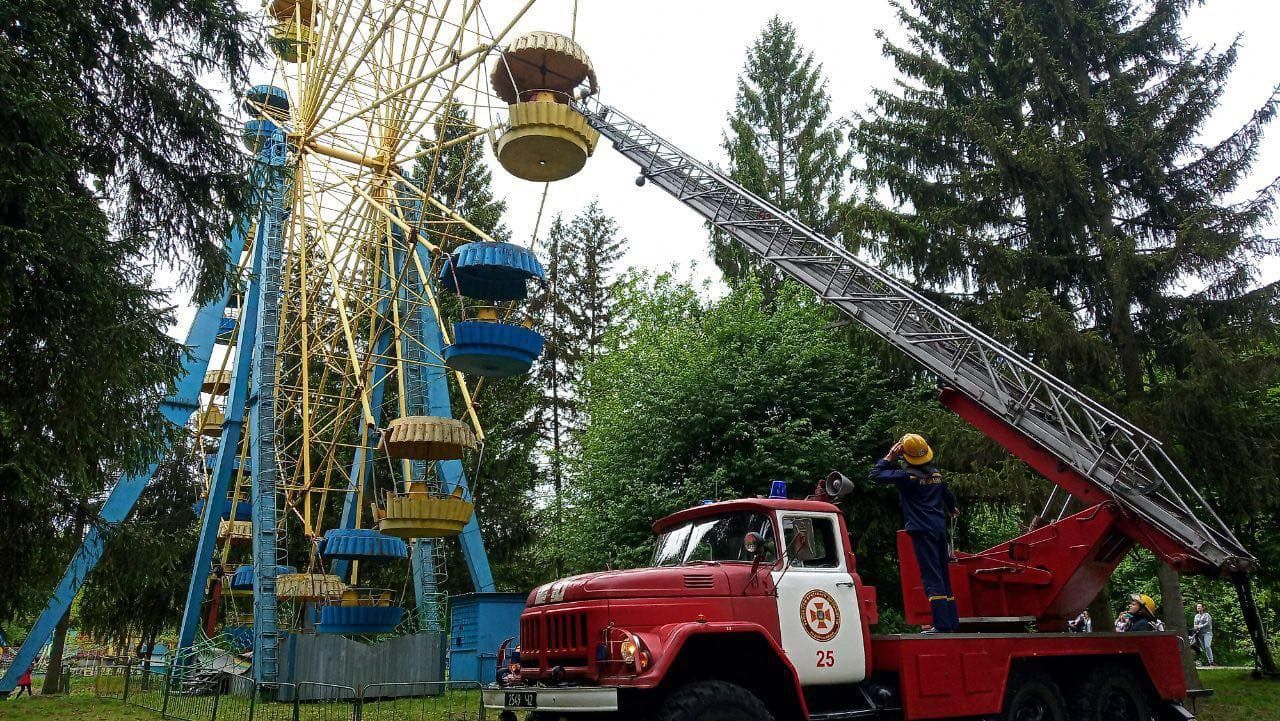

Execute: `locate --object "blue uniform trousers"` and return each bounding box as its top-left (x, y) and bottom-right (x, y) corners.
top-left (909, 530), bottom-right (959, 631)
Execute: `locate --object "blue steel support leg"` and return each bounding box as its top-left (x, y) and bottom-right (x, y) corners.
top-left (250, 140), bottom-right (289, 685)
top-left (0, 234), bottom-right (250, 695)
top-left (397, 238), bottom-right (443, 627)
top-left (415, 246), bottom-right (495, 592)
top-left (174, 198), bottom-right (269, 664)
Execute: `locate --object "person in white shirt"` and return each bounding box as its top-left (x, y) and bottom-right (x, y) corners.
top-left (1069, 610), bottom-right (1092, 632)
top-left (1192, 602), bottom-right (1214, 665)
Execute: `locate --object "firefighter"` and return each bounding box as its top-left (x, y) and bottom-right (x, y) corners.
top-left (1118, 594), bottom-right (1158, 632)
top-left (870, 434), bottom-right (960, 633)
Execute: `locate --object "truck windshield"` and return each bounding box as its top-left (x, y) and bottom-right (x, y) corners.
top-left (651, 512), bottom-right (776, 566)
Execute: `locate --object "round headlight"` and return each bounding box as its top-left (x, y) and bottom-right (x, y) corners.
top-left (620, 636), bottom-right (638, 663)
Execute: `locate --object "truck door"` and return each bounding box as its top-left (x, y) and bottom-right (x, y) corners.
top-left (772, 512), bottom-right (866, 685)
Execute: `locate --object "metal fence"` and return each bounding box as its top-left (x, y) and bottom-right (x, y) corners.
top-left (0, 660), bottom-right (75, 694)
top-left (89, 660), bottom-right (484, 721)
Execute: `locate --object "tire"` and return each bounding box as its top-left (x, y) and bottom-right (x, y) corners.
top-left (1000, 671), bottom-right (1067, 721)
top-left (1072, 667), bottom-right (1155, 721)
top-left (657, 681), bottom-right (774, 721)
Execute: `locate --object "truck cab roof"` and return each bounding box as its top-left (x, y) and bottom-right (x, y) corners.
top-left (651, 497), bottom-right (840, 534)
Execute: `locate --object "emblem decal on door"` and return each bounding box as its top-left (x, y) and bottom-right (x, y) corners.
top-left (800, 589), bottom-right (840, 642)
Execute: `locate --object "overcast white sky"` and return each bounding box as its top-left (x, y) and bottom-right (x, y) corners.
top-left (174, 0), bottom-right (1280, 334)
top-left (479, 0), bottom-right (1280, 289)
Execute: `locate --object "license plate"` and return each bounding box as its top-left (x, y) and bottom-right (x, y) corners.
top-left (505, 691), bottom-right (537, 708)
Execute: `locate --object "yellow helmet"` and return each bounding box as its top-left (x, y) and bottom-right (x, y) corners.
top-left (1130, 593), bottom-right (1156, 616)
top-left (901, 433), bottom-right (933, 465)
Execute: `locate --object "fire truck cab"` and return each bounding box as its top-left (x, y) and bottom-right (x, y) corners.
top-left (482, 495), bottom-right (1190, 721)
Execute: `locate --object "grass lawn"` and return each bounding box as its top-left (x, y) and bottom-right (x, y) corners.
top-left (0, 693), bottom-right (156, 721)
top-left (0, 675), bottom-right (482, 721)
top-left (1194, 668), bottom-right (1280, 721)
top-left (0, 669), bottom-right (1276, 720)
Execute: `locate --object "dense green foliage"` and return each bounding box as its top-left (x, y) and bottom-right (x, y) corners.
top-left (713, 16), bottom-right (852, 295)
top-left (855, 0), bottom-right (1280, 654)
top-left (564, 278), bottom-right (905, 577)
top-left (0, 0), bottom-right (255, 627)
top-left (78, 450), bottom-right (200, 650)
top-left (531, 201), bottom-right (628, 574)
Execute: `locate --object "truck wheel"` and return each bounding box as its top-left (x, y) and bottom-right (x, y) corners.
top-left (1000, 672), bottom-right (1067, 721)
top-left (658, 681), bottom-right (774, 721)
top-left (1072, 667), bottom-right (1154, 721)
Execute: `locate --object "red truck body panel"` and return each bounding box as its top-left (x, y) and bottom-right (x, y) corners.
top-left (897, 503), bottom-right (1133, 629)
top-left (872, 632), bottom-right (1187, 719)
top-left (512, 498), bottom-right (1190, 721)
top-left (939, 388), bottom-right (1208, 573)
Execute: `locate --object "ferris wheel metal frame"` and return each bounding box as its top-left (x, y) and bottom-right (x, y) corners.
top-left (0, 0), bottom-right (552, 691)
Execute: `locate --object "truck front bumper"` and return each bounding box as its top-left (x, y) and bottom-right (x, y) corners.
top-left (482, 686), bottom-right (620, 712)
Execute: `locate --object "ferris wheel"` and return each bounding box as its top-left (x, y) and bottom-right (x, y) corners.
top-left (177, 0), bottom-right (606, 684)
top-left (0, 0), bottom-right (605, 693)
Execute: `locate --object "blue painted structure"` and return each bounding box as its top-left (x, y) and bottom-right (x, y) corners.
top-left (173, 121), bottom-right (287, 672)
top-left (444, 321), bottom-right (545, 377)
top-left (439, 241), bottom-right (545, 301)
top-left (319, 528), bottom-right (408, 561)
top-left (226, 625), bottom-right (254, 651)
top-left (243, 85), bottom-right (290, 119)
top-left (217, 314), bottom-right (238, 338)
top-left (192, 498), bottom-right (254, 522)
top-left (447, 593), bottom-right (526, 684)
top-left (242, 119), bottom-right (282, 151)
top-left (416, 242), bottom-right (495, 594)
top-left (230, 564), bottom-right (294, 591)
top-left (396, 226), bottom-right (447, 629)
top-left (315, 605), bottom-right (405, 635)
top-left (248, 129), bottom-right (290, 683)
top-left (439, 239), bottom-right (546, 378)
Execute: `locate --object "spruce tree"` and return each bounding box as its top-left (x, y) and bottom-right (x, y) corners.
top-left (78, 449), bottom-right (200, 665)
top-left (535, 201), bottom-right (627, 445)
top-left (532, 201), bottom-right (627, 575)
top-left (715, 16), bottom-right (852, 295)
top-left (560, 201), bottom-right (628, 370)
top-left (856, 0), bottom-right (1280, 672)
top-left (0, 0), bottom-right (254, 626)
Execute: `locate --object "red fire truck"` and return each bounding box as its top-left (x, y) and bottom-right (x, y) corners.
top-left (480, 101), bottom-right (1271, 721)
top-left (484, 491), bottom-right (1188, 721)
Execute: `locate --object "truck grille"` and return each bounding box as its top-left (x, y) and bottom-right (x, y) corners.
top-left (520, 615), bottom-right (540, 653)
top-left (547, 611), bottom-right (589, 652)
top-left (520, 611), bottom-right (591, 670)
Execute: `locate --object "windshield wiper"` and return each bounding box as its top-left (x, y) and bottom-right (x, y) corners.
top-left (683, 560), bottom-right (721, 566)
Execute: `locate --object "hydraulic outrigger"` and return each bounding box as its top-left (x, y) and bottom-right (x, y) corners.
top-left (574, 98), bottom-right (1276, 675)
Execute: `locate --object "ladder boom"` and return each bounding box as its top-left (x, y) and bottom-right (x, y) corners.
top-left (577, 99), bottom-right (1253, 575)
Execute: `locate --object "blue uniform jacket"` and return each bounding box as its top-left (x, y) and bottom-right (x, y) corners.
top-left (869, 459), bottom-right (956, 535)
